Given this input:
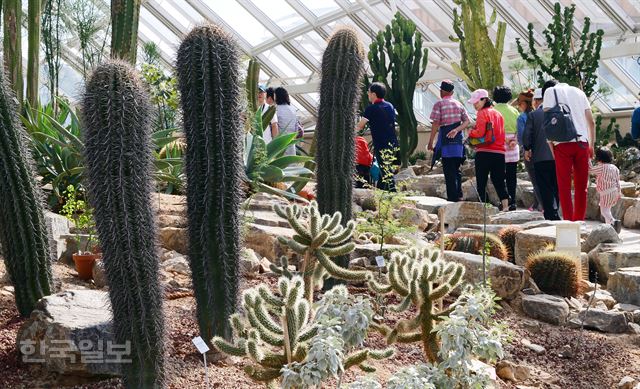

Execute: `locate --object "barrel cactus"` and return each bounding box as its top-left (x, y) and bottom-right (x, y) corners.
top-left (0, 65), bottom-right (52, 316)
top-left (315, 27), bottom-right (365, 282)
top-left (525, 251), bottom-right (579, 297)
top-left (442, 231), bottom-right (509, 260)
top-left (498, 226), bottom-right (522, 262)
top-left (176, 24), bottom-right (243, 342)
top-left (82, 60), bottom-right (165, 387)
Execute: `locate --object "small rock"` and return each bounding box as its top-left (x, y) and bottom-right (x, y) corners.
top-left (521, 319), bottom-right (542, 333)
top-left (576, 308), bottom-right (629, 333)
top-left (349, 257), bottom-right (370, 269)
top-left (565, 297), bottom-right (584, 311)
top-left (579, 279), bottom-right (597, 292)
top-left (161, 256), bottom-right (190, 276)
top-left (496, 360), bottom-right (530, 383)
top-left (614, 303), bottom-right (640, 312)
top-left (522, 294), bottom-right (570, 325)
top-left (608, 267), bottom-right (640, 306)
top-left (628, 322), bottom-right (640, 335)
top-left (259, 257), bottom-right (273, 274)
top-left (92, 260), bottom-right (107, 288)
top-left (584, 290), bottom-right (617, 309)
top-left (618, 376), bottom-right (638, 389)
top-left (521, 338), bottom-right (546, 354)
top-left (582, 223), bottom-right (622, 253)
top-left (634, 310), bottom-right (640, 323)
top-left (558, 344), bottom-right (573, 359)
top-left (593, 301), bottom-right (610, 310)
top-left (239, 248), bottom-right (261, 277)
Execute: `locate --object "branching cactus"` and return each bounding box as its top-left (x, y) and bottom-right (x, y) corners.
top-left (272, 201), bottom-right (372, 301)
top-left (82, 60), bottom-right (165, 387)
top-left (0, 64), bottom-right (52, 316)
top-left (368, 247), bottom-right (465, 362)
top-left (176, 24), bottom-right (244, 342)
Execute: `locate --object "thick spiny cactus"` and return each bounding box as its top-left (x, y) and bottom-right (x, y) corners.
top-left (369, 12), bottom-right (428, 167)
top-left (450, 0), bottom-right (506, 93)
top-left (498, 226), bottom-right (522, 263)
top-left (176, 24), bottom-right (244, 342)
top-left (273, 201), bottom-right (372, 301)
top-left (441, 231), bottom-right (509, 260)
top-left (110, 0), bottom-right (142, 64)
top-left (368, 247), bottom-right (465, 362)
top-left (82, 60), bottom-right (165, 388)
top-left (0, 65), bottom-right (52, 316)
top-left (316, 28), bottom-right (365, 280)
top-left (526, 251), bottom-right (579, 297)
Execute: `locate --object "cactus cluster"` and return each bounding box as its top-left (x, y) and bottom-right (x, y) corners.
top-left (82, 60), bottom-right (165, 388)
top-left (176, 24), bottom-right (244, 342)
top-left (442, 231), bottom-right (509, 260)
top-left (273, 201), bottom-right (372, 301)
top-left (525, 251), bottom-right (579, 297)
top-left (368, 247), bottom-right (465, 362)
top-left (498, 226), bottom-right (522, 263)
top-left (0, 65), bottom-right (52, 316)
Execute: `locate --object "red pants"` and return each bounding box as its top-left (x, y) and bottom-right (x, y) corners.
top-left (554, 142), bottom-right (589, 221)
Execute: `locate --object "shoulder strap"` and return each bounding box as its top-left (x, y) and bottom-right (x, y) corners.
top-left (553, 88), bottom-right (559, 106)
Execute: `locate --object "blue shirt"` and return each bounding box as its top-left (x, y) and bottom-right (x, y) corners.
top-left (517, 112), bottom-right (528, 144)
top-left (364, 100), bottom-right (398, 151)
top-left (632, 107), bottom-right (640, 140)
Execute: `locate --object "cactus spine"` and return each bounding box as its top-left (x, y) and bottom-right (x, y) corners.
top-left (82, 60), bottom-right (165, 387)
top-left (316, 28), bottom-right (365, 278)
top-left (450, 0), bottom-right (506, 93)
top-left (0, 66), bottom-right (52, 317)
top-left (441, 231), bottom-right (509, 260)
top-left (368, 247), bottom-right (465, 362)
top-left (525, 251), bottom-right (579, 297)
top-left (176, 25), bottom-right (243, 342)
top-left (369, 13), bottom-right (428, 168)
top-left (516, 2), bottom-right (603, 97)
top-left (110, 0), bottom-right (142, 64)
top-left (498, 226), bottom-right (522, 263)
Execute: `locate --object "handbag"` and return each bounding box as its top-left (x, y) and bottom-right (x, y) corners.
top-left (468, 120), bottom-right (495, 147)
top-left (295, 120), bottom-right (304, 139)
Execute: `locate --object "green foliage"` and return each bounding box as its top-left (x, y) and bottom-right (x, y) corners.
top-left (450, 0), bottom-right (506, 93)
top-left (443, 231), bottom-right (509, 260)
top-left (82, 60), bottom-right (165, 388)
top-left (368, 12), bottom-right (429, 168)
top-left (140, 62), bottom-right (180, 131)
top-left (498, 226), bottom-right (522, 263)
top-left (516, 2), bottom-right (604, 97)
top-left (67, 0), bottom-right (108, 79)
top-left (408, 151), bottom-right (427, 166)
top-left (41, 0), bottom-right (65, 108)
top-left (60, 185), bottom-right (98, 254)
top-left (110, 0), bottom-right (141, 64)
top-left (526, 251), bottom-right (579, 297)
top-left (0, 64), bottom-right (53, 317)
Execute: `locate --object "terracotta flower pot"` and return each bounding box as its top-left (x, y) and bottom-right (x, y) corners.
top-left (72, 253), bottom-right (100, 280)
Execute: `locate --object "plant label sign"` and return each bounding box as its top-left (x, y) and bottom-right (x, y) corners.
top-left (375, 255), bottom-right (385, 268)
top-left (192, 336), bottom-right (209, 354)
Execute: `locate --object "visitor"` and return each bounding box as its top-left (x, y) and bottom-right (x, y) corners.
top-left (467, 89), bottom-right (509, 211)
top-left (354, 134), bottom-right (373, 188)
top-left (274, 87), bottom-right (298, 156)
top-left (632, 94), bottom-right (640, 140)
top-left (427, 79), bottom-right (470, 202)
top-left (542, 80), bottom-right (595, 221)
top-left (260, 86), bottom-right (278, 144)
top-left (523, 88), bottom-right (560, 220)
top-left (355, 82), bottom-right (399, 191)
top-left (493, 85), bottom-right (520, 211)
top-left (516, 89), bottom-right (542, 212)
top-left (590, 147), bottom-right (622, 232)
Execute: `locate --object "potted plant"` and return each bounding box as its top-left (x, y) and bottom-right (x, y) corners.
top-left (61, 185), bottom-right (100, 280)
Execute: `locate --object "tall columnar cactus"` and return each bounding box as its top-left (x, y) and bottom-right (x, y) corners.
top-left (26, 0), bottom-right (41, 108)
top-left (176, 25), bottom-right (243, 342)
top-left (3, 0), bottom-right (23, 104)
top-left (450, 0), bottom-right (506, 93)
top-left (516, 2), bottom-right (603, 97)
top-left (246, 58), bottom-right (260, 114)
top-left (525, 251), bottom-right (579, 297)
top-left (82, 60), bottom-right (165, 388)
top-left (368, 247), bottom-right (465, 362)
top-left (0, 66), bottom-right (52, 317)
top-left (316, 28), bottom-right (365, 278)
top-left (273, 201), bottom-right (371, 301)
top-left (110, 0), bottom-right (142, 64)
top-left (369, 13), bottom-right (428, 168)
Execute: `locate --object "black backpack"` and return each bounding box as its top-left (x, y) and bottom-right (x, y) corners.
top-left (543, 88), bottom-right (580, 142)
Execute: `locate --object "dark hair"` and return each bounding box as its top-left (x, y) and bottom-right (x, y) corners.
top-left (541, 79), bottom-right (559, 101)
top-left (595, 147), bottom-right (613, 164)
top-left (266, 87), bottom-right (275, 100)
top-left (492, 85), bottom-right (512, 104)
top-left (275, 87), bottom-right (290, 105)
top-left (369, 82), bottom-right (386, 99)
top-left (481, 97), bottom-right (494, 109)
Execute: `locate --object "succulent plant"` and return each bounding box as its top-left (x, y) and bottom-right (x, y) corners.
top-left (82, 60), bottom-right (165, 388)
top-left (441, 231), bottom-right (509, 260)
top-left (498, 226), bottom-right (522, 263)
top-left (526, 251), bottom-right (579, 297)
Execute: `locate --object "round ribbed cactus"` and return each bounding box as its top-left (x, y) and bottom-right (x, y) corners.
top-left (82, 60), bottom-right (165, 388)
top-left (176, 24), bottom-right (243, 342)
top-left (315, 28), bottom-right (365, 282)
top-left (526, 251), bottom-right (579, 297)
top-left (442, 231), bottom-right (509, 260)
top-left (0, 64), bottom-right (52, 316)
top-left (498, 226), bottom-right (522, 263)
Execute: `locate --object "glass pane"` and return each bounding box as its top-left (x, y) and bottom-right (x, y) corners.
top-left (201, 0), bottom-right (274, 46)
top-left (615, 0), bottom-right (640, 23)
top-left (613, 57), bottom-right (640, 86)
top-left (560, 0), bottom-right (619, 33)
top-left (596, 62), bottom-right (638, 109)
top-left (251, 0), bottom-right (306, 31)
top-left (305, 0), bottom-right (340, 18)
top-left (292, 31), bottom-right (327, 60)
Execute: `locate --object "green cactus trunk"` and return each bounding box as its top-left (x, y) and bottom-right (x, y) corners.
top-left (82, 60), bottom-right (165, 388)
top-left (246, 58), bottom-right (259, 114)
top-left (0, 66), bottom-right (52, 317)
top-left (3, 0), bottom-right (23, 105)
top-left (26, 0), bottom-right (41, 108)
top-left (176, 25), bottom-right (243, 343)
top-left (316, 28), bottom-right (365, 283)
top-left (110, 0), bottom-right (142, 64)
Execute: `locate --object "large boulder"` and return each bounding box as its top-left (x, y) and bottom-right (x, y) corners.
top-left (592, 243), bottom-right (640, 283)
top-left (623, 204), bottom-right (640, 229)
top-left (514, 226), bottom-right (556, 266)
top-left (582, 223), bottom-right (622, 253)
top-left (17, 290), bottom-right (119, 377)
top-left (158, 227), bottom-right (188, 254)
top-left (156, 214), bottom-right (186, 228)
top-left (521, 294), bottom-right (570, 325)
top-left (462, 178), bottom-right (499, 204)
top-left (404, 196), bottom-right (451, 214)
top-left (45, 211), bottom-right (71, 261)
top-left (244, 210), bottom-right (289, 228)
top-left (244, 223), bottom-right (296, 261)
top-left (607, 267), bottom-right (640, 306)
top-left (351, 243), bottom-right (406, 262)
top-left (575, 308), bottom-right (628, 333)
top-left (587, 191), bottom-right (637, 221)
top-left (440, 202), bottom-right (499, 232)
top-left (352, 188), bottom-right (376, 206)
top-left (489, 210), bottom-right (544, 225)
top-left (161, 255), bottom-right (190, 275)
top-left (401, 174), bottom-right (447, 198)
top-left (444, 251), bottom-right (525, 300)
top-left (393, 205), bottom-right (437, 231)
top-left (239, 248), bottom-right (262, 277)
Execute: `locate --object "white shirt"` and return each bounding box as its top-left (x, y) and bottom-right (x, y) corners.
top-left (261, 103), bottom-right (278, 144)
top-left (543, 83), bottom-right (591, 143)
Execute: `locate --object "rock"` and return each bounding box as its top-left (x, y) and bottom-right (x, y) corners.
top-left (607, 267), bottom-right (640, 305)
top-left (444, 251), bottom-right (525, 300)
top-left (521, 294), bottom-right (570, 325)
top-left (239, 248), bottom-right (261, 277)
top-left (352, 188), bottom-right (375, 206)
top-left (440, 201), bottom-right (498, 232)
top-left (593, 301), bottom-right (609, 310)
top-left (514, 226), bottom-right (556, 266)
top-left (496, 360), bottom-right (531, 383)
top-left (623, 204), bottom-right (640, 229)
top-left (521, 338), bottom-right (546, 354)
top-left (469, 359), bottom-right (497, 389)
top-left (45, 211), bottom-right (71, 261)
top-left (521, 319), bottom-right (542, 333)
top-left (160, 250), bottom-right (181, 262)
top-left (394, 167), bottom-right (417, 181)
top-left (244, 223), bottom-right (296, 261)
top-left (157, 214), bottom-right (186, 228)
top-left (259, 257), bottom-right (273, 274)
top-left (618, 376), bottom-right (637, 389)
top-left (161, 256), bottom-right (190, 275)
top-left (58, 234), bottom-right (98, 265)
top-left (158, 227), bottom-right (187, 254)
top-left (489, 210), bottom-right (544, 225)
top-left (349, 257), bottom-right (371, 270)
top-left (352, 243), bottom-right (406, 262)
top-left (404, 196), bottom-right (451, 214)
top-left (393, 205), bottom-right (434, 231)
top-left (628, 322), bottom-right (640, 335)
top-left (558, 344), bottom-right (573, 359)
top-left (576, 308), bottom-right (628, 333)
top-left (613, 303), bottom-right (640, 312)
top-left (401, 174), bottom-right (447, 198)
top-left (411, 164), bottom-right (428, 176)
top-left (584, 290), bottom-right (617, 309)
top-left (582, 224), bottom-right (622, 253)
top-left (579, 279), bottom-right (597, 292)
top-left (92, 260), bottom-right (107, 288)
top-left (17, 290), bottom-right (120, 377)
top-left (245, 210), bottom-right (289, 228)
top-left (593, 244), bottom-right (640, 283)
top-left (462, 178), bottom-right (499, 204)
top-left (565, 297), bottom-right (583, 311)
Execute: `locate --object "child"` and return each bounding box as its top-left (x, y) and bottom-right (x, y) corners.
top-left (355, 135), bottom-right (373, 188)
top-left (590, 147), bottom-right (622, 232)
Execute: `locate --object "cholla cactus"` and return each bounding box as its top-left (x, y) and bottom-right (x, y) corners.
top-left (368, 247), bottom-right (465, 362)
top-left (273, 201), bottom-right (372, 301)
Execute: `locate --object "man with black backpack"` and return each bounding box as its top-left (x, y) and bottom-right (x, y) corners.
top-left (542, 80), bottom-right (596, 221)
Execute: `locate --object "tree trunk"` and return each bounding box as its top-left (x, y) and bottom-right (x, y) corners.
top-left (110, 0), bottom-right (141, 64)
top-left (26, 0), bottom-right (41, 108)
top-left (3, 0), bottom-right (23, 105)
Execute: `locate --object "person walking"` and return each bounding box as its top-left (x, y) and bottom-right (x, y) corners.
top-left (467, 89), bottom-right (509, 211)
top-left (542, 80), bottom-right (596, 221)
top-left (493, 85), bottom-right (520, 210)
top-left (523, 88), bottom-right (560, 220)
top-left (590, 147), bottom-right (622, 232)
top-left (355, 82), bottom-right (399, 191)
top-left (427, 80), bottom-right (470, 202)
top-left (274, 87), bottom-right (299, 156)
top-left (516, 89), bottom-right (542, 212)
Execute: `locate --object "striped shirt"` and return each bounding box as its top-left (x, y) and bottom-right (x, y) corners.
top-left (590, 162), bottom-right (621, 207)
top-left (430, 96), bottom-right (468, 126)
